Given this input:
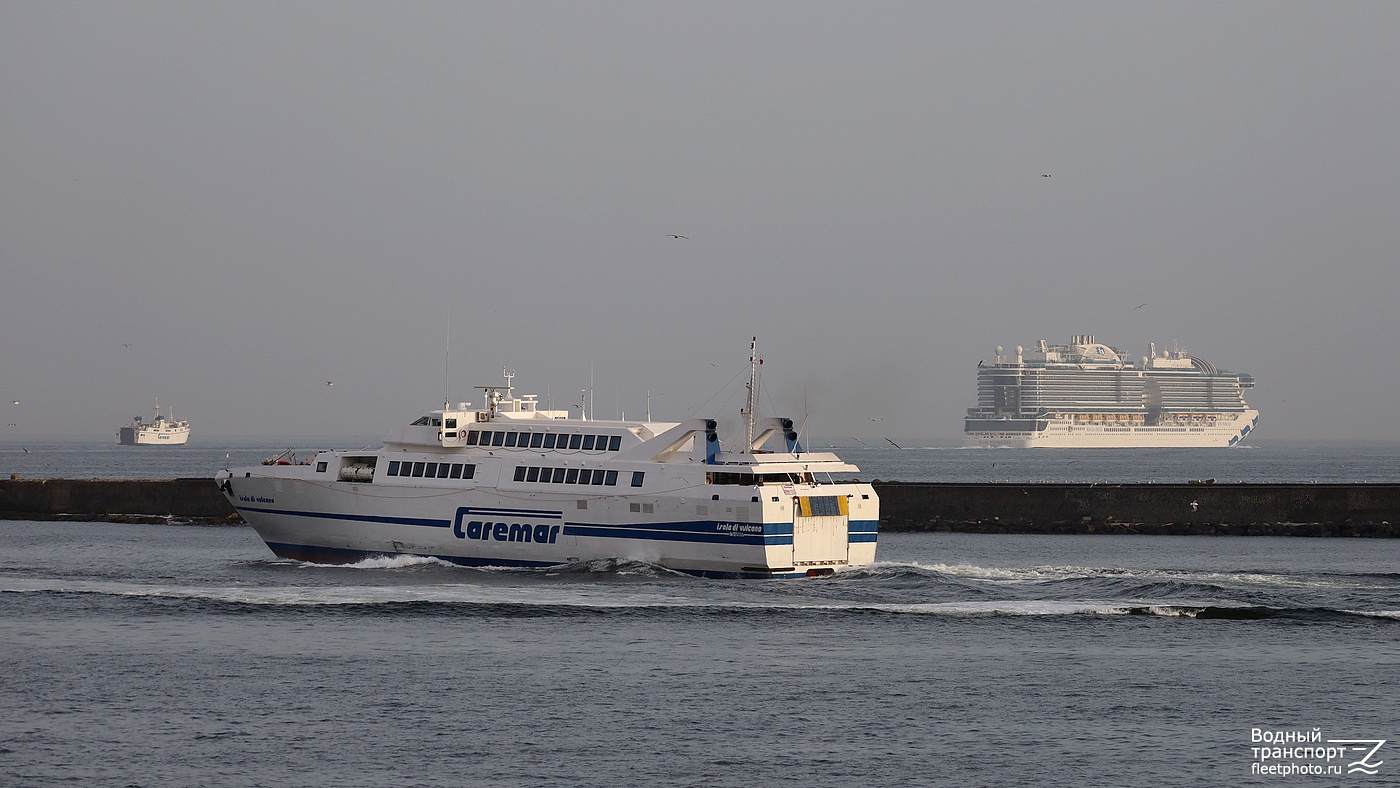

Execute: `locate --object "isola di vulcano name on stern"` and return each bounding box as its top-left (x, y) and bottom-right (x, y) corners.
top-left (217, 339), bottom-right (878, 578)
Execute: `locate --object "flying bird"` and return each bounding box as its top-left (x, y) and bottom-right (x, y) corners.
top-left (326, 381), bottom-right (334, 386)
top-left (10, 400), bottom-right (17, 405)
top-left (1133, 303), bottom-right (1149, 310)
top-left (885, 438), bottom-right (902, 449)
top-left (869, 417), bottom-right (882, 421)
top-left (667, 234), bottom-right (688, 239)
top-left (1042, 174), bottom-right (1051, 178)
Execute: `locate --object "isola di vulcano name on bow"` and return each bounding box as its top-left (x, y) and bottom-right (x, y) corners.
top-left (217, 339), bottom-right (878, 578)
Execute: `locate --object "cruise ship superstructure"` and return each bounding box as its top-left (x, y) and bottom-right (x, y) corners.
top-left (217, 343), bottom-right (878, 578)
top-left (116, 400), bottom-right (190, 445)
top-left (964, 335), bottom-right (1258, 448)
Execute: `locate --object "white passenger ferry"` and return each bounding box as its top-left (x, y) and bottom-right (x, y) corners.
top-left (116, 400), bottom-right (191, 445)
top-left (217, 342), bottom-right (878, 577)
top-left (964, 335), bottom-right (1259, 448)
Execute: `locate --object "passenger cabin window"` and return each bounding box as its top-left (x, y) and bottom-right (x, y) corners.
top-left (631, 471), bottom-right (645, 487)
top-left (385, 461), bottom-right (474, 479)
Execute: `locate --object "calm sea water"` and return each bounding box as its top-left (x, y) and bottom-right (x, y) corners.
top-left (3, 438), bottom-right (1399, 785)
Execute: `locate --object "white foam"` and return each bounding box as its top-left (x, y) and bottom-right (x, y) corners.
top-left (299, 554), bottom-right (455, 571)
top-left (866, 561), bottom-right (1371, 589)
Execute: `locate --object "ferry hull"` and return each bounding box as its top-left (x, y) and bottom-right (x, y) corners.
top-left (221, 474), bottom-right (877, 578)
top-left (965, 410), bottom-right (1260, 448)
top-left (118, 427), bottom-right (190, 445)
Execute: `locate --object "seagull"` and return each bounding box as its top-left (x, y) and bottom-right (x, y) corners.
top-left (1042, 174), bottom-right (1051, 178)
top-left (885, 437), bottom-right (902, 449)
top-left (10, 400), bottom-right (17, 405)
top-left (326, 381), bottom-right (334, 386)
top-left (22, 447), bottom-right (29, 453)
top-left (667, 234), bottom-right (688, 239)
top-left (1133, 303), bottom-right (1149, 310)
top-left (852, 437), bottom-right (866, 445)
top-left (869, 417), bottom-right (882, 421)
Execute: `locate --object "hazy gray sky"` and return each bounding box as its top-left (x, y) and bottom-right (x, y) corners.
top-left (3, 2), bottom-right (1397, 441)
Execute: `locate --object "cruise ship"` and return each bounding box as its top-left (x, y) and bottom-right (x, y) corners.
top-left (216, 342), bottom-right (878, 578)
top-left (116, 400), bottom-right (190, 445)
top-left (964, 335), bottom-right (1259, 448)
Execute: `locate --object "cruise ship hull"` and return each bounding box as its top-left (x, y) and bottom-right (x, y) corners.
top-left (222, 472), bottom-right (877, 578)
top-left (965, 410), bottom-right (1259, 448)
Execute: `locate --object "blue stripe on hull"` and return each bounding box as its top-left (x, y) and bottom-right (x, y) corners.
top-left (241, 505), bottom-right (450, 529)
top-left (563, 523), bottom-right (786, 545)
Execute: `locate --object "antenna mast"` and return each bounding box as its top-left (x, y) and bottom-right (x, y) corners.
top-left (744, 336), bottom-right (758, 451)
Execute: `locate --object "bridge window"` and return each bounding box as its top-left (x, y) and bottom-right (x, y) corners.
top-left (551, 467), bottom-right (565, 483)
top-left (526, 467), bottom-right (540, 482)
top-left (582, 435), bottom-right (596, 450)
top-left (505, 433), bottom-right (518, 447)
top-left (424, 462), bottom-right (438, 477)
top-left (543, 434), bottom-right (557, 449)
top-left (568, 434), bottom-right (582, 450)
top-left (565, 468), bottom-right (579, 484)
top-left (529, 433), bottom-right (544, 448)
top-left (465, 431), bottom-right (479, 445)
top-left (608, 435), bottom-right (621, 451)
top-left (605, 470), bottom-right (618, 486)
top-left (412, 462), bottom-right (426, 477)
top-left (449, 464), bottom-right (462, 479)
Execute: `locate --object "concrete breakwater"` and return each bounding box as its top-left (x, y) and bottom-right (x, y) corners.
top-left (878, 482), bottom-right (1400, 537)
top-left (0, 478), bottom-right (1397, 536)
top-left (0, 478), bottom-right (240, 524)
